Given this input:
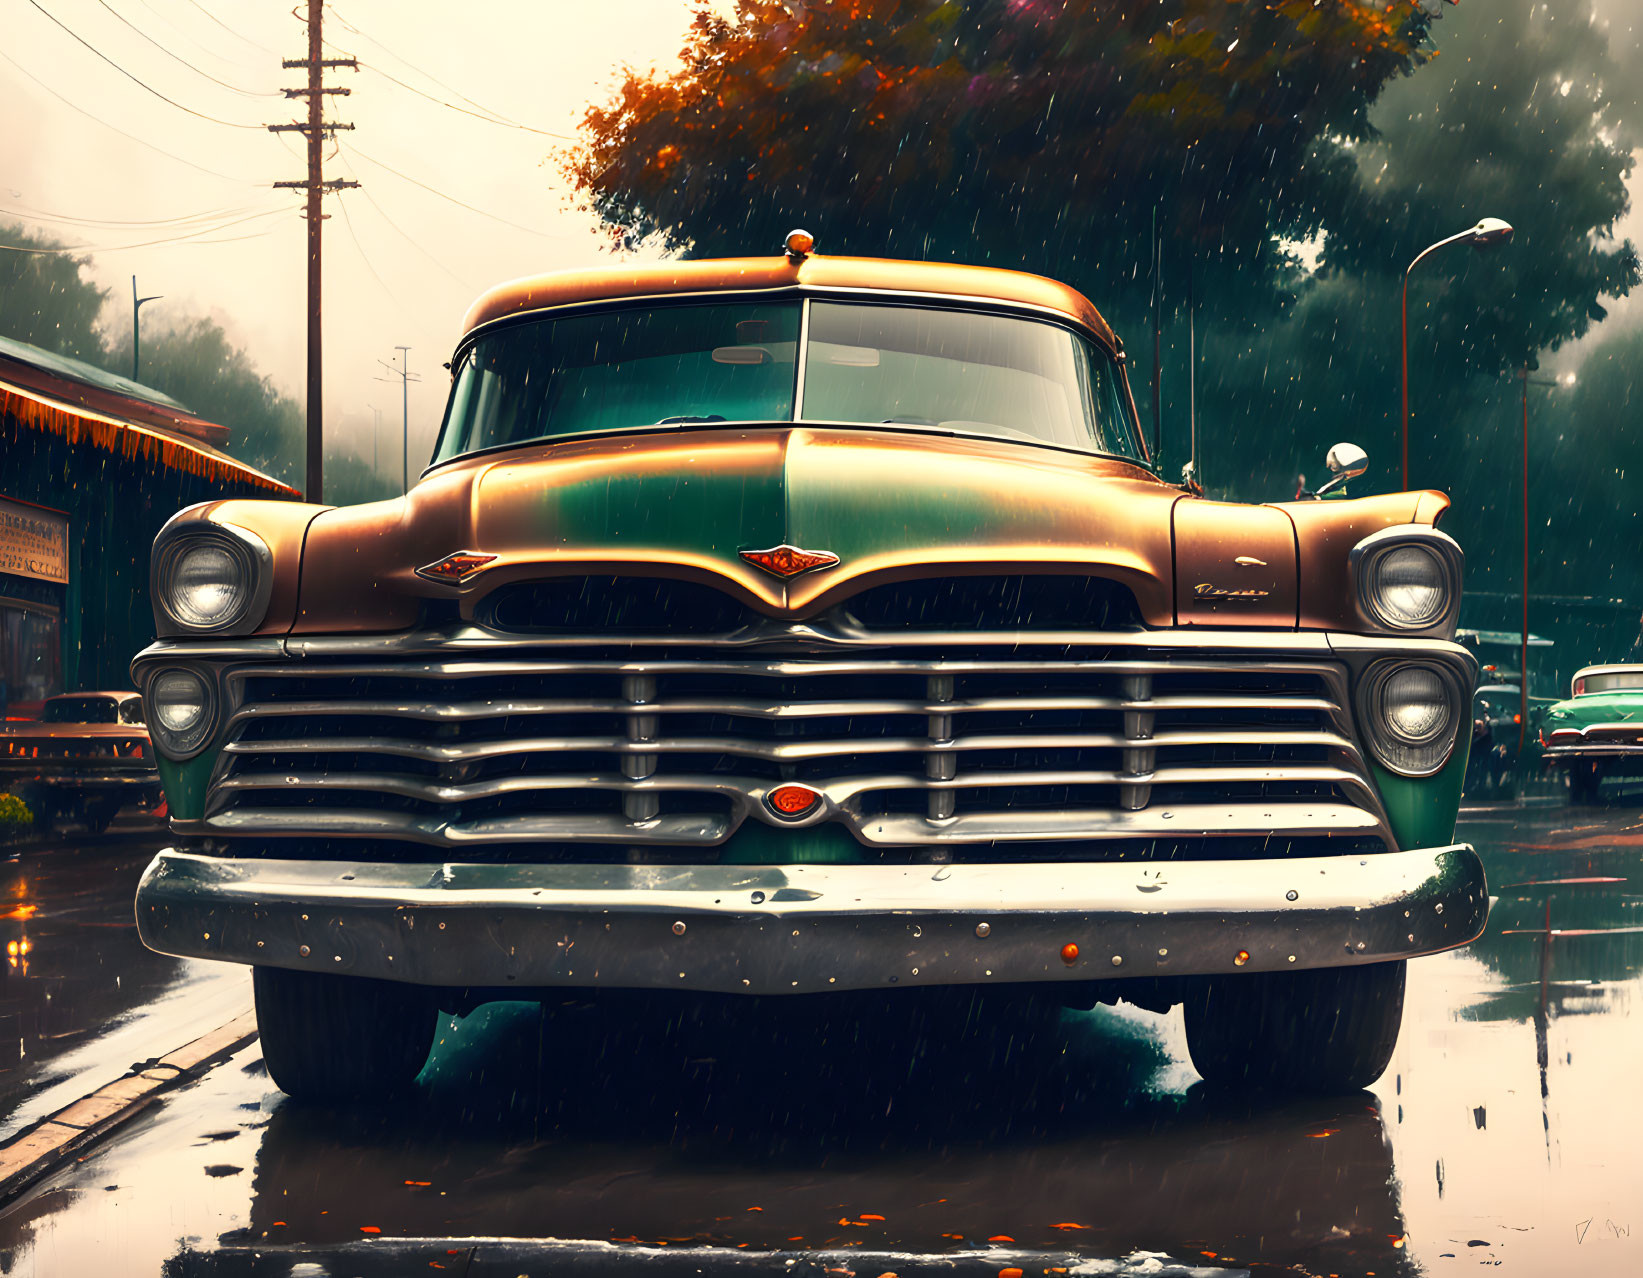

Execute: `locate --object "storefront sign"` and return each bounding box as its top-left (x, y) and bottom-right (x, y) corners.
top-left (0, 497), bottom-right (69, 584)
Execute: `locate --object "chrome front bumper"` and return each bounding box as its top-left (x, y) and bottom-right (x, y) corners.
top-left (135, 845), bottom-right (1488, 995)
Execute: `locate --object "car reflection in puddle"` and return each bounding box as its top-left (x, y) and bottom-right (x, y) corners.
top-left (191, 993), bottom-right (1412, 1277)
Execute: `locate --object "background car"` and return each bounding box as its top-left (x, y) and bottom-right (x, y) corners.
top-left (1540, 665), bottom-right (1643, 803)
top-left (0, 691), bottom-right (163, 834)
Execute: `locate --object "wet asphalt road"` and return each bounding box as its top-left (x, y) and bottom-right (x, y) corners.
top-left (0, 799), bottom-right (1639, 1277)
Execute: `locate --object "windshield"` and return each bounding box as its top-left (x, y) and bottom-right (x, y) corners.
top-left (42, 697), bottom-right (118, 724)
top-left (433, 299), bottom-right (1141, 463)
top-left (1578, 670), bottom-right (1643, 695)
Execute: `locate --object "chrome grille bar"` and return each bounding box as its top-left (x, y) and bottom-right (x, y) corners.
top-left (202, 644), bottom-right (1393, 852)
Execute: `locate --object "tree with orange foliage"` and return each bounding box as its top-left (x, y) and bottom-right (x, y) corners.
top-left (566, 0), bottom-right (1438, 307)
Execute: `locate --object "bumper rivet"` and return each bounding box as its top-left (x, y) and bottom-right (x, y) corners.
top-left (438, 921), bottom-right (446, 930)
top-left (1060, 943), bottom-right (1079, 965)
top-left (1286, 890), bottom-right (1299, 902)
top-left (672, 921), bottom-right (686, 936)
top-left (1435, 903), bottom-right (1444, 914)
top-left (1234, 950), bottom-right (1250, 967)
top-left (1288, 955), bottom-right (1296, 963)
top-left (1157, 947), bottom-right (1168, 957)
top-left (975, 922), bottom-right (991, 938)
top-left (1355, 941), bottom-right (1366, 951)
top-left (1110, 955), bottom-right (1122, 967)
top-left (298, 945), bottom-right (310, 957)
top-left (750, 891), bottom-right (766, 904)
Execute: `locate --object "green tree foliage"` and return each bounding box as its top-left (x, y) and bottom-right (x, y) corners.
top-left (0, 221), bottom-right (397, 506)
top-left (0, 223), bottom-right (108, 363)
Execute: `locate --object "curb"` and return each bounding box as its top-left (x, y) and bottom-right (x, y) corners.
top-left (0, 1010), bottom-right (258, 1209)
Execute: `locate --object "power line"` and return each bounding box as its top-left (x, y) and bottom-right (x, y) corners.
top-left (328, 6), bottom-right (566, 136)
top-left (344, 143), bottom-right (569, 240)
top-left (334, 189), bottom-right (400, 305)
top-left (0, 201), bottom-right (273, 229)
top-left (181, 0), bottom-right (277, 56)
top-left (0, 206), bottom-right (293, 255)
top-left (0, 46), bottom-right (260, 182)
top-left (331, 148), bottom-right (476, 291)
top-left (349, 58), bottom-right (571, 139)
top-left (23, 0), bottom-right (265, 128)
top-left (92, 0), bottom-right (280, 98)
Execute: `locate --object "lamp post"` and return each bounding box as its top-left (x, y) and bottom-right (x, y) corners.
top-left (1517, 366), bottom-right (1565, 753)
top-left (131, 276), bottom-right (162, 383)
top-left (1401, 217), bottom-right (1514, 488)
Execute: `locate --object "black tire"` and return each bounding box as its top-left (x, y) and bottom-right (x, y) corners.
top-left (1569, 761), bottom-right (1602, 804)
top-left (1184, 960), bottom-right (1406, 1094)
top-left (85, 800), bottom-right (119, 835)
top-left (252, 967), bottom-right (438, 1103)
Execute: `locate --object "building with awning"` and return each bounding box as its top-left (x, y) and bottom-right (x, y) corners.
top-left (0, 335), bottom-right (297, 716)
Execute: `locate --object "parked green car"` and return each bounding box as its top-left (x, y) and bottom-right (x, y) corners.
top-left (1541, 665), bottom-right (1643, 802)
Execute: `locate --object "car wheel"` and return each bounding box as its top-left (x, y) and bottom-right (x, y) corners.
top-left (85, 800), bottom-right (119, 835)
top-left (1569, 761), bottom-right (1601, 804)
top-left (1183, 960), bottom-right (1406, 1094)
top-left (252, 967), bottom-right (438, 1103)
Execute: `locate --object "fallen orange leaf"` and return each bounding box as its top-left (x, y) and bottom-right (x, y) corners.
top-left (989, 1236), bottom-right (1015, 1243)
top-left (860, 1213), bottom-right (885, 1221)
top-left (404, 1180), bottom-right (432, 1187)
top-left (999, 1269), bottom-right (1025, 1278)
top-left (1051, 1222), bottom-right (1089, 1230)
top-left (360, 1226), bottom-right (382, 1234)
top-left (1306, 1129), bottom-right (1339, 1138)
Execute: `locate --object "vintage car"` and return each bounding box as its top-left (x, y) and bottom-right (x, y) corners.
top-left (1464, 682), bottom-right (1527, 800)
top-left (1540, 664), bottom-right (1643, 802)
top-left (0, 691), bottom-right (162, 833)
top-left (130, 240), bottom-right (1487, 1100)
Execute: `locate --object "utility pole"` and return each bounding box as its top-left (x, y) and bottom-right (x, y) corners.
top-left (271, 3), bottom-right (357, 504)
top-left (131, 276), bottom-right (161, 382)
top-left (377, 348), bottom-right (421, 494)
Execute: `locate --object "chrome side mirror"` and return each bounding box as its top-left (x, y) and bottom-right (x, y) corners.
top-left (1325, 442), bottom-right (1369, 480)
top-left (1299, 442), bottom-right (1369, 499)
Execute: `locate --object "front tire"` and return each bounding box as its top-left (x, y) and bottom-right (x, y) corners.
top-left (1569, 760), bottom-right (1602, 804)
top-left (1184, 960), bottom-right (1406, 1093)
top-left (253, 967), bottom-right (438, 1103)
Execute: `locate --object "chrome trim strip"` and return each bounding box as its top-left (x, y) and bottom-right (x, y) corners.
top-left (176, 797), bottom-right (1385, 849)
top-left (135, 844), bottom-right (1490, 993)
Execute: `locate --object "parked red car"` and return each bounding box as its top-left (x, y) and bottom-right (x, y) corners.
top-left (0, 692), bottom-right (163, 834)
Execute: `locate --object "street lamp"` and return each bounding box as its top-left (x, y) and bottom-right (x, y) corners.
top-left (1401, 217), bottom-right (1514, 488)
top-left (1517, 366), bottom-right (1564, 753)
top-left (131, 275), bottom-right (162, 383)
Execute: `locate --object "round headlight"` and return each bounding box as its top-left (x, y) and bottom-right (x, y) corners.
top-left (1368, 543), bottom-right (1447, 629)
top-left (170, 543), bottom-right (246, 627)
top-left (153, 525), bottom-right (270, 635)
top-left (1358, 661), bottom-right (1461, 776)
top-left (147, 668), bottom-right (216, 757)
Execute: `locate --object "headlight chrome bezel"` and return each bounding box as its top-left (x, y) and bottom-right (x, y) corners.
top-left (143, 665), bottom-right (219, 760)
top-left (1349, 526), bottom-right (1463, 638)
top-left (151, 523), bottom-right (273, 637)
top-left (1355, 657), bottom-right (1468, 778)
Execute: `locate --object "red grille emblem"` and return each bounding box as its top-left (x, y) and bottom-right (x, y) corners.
top-left (767, 784), bottom-right (821, 819)
top-left (739, 544), bottom-right (839, 578)
top-left (415, 551), bottom-right (497, 583)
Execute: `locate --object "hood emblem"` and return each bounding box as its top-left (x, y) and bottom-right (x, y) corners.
top-left (740, 544), bottom-right (840, 578)
top-left (415, 551), bottom-right (497, 584)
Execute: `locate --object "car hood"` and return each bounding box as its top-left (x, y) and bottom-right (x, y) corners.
top-left (1543, 693), bottom-right (1643, 732)
top-left (291, 427), bottom-right (1186, 630)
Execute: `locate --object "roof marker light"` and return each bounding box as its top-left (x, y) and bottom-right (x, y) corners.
top-left (784, 228), bottom-right (815, 261)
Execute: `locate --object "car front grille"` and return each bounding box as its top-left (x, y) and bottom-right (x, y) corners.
top-left (198, 639), bottom-right (1392, 859)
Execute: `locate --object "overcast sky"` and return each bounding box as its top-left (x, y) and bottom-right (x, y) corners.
top-left (2, 0), bottom-right (696, 475)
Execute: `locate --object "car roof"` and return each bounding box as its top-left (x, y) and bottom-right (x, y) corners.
top-left (460, 253), bottom-right (1118, 350)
